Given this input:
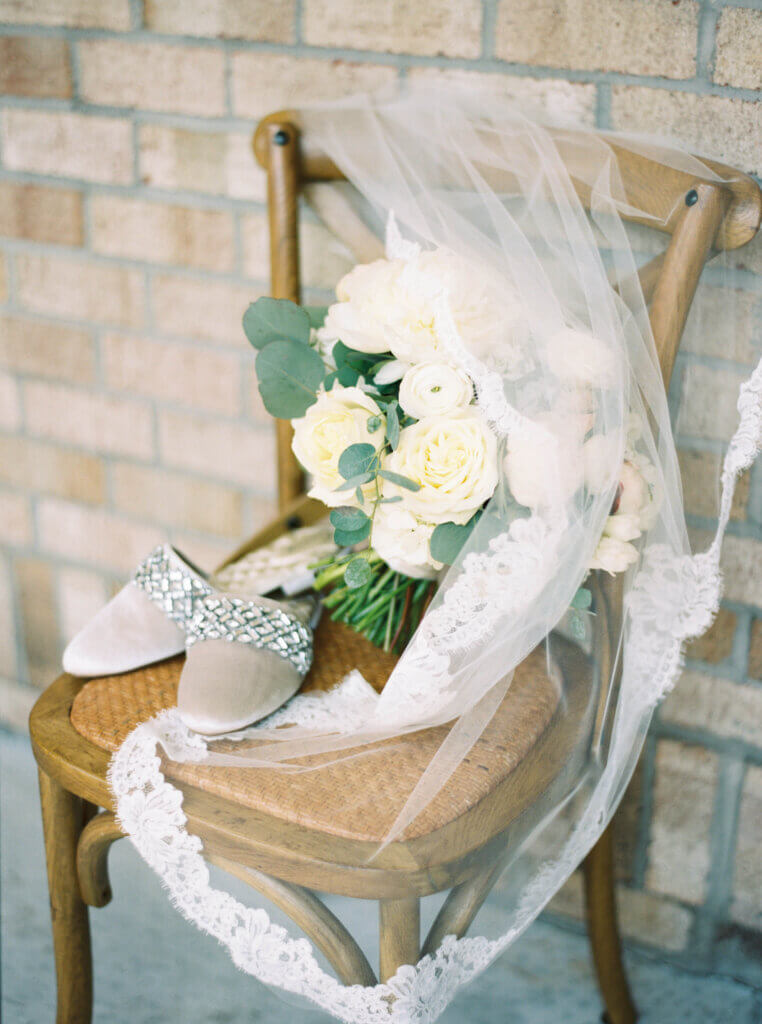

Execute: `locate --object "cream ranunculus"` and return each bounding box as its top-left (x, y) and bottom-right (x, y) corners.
top-left (383, 408), bottom-right (498, 523)
top-left (546, 327), bottom-right (617, 388)
top-left (398, 362), bottom-right (473, 419)
top-left (291, 385), bottom-right (384, 507)
top-left (371, 505), bottom-right (442, 579)
top-left (321, 259), bottom-right (402, 354)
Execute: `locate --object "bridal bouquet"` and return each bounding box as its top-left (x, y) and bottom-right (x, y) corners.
top-left (243, 244), bottom-right (658, 652)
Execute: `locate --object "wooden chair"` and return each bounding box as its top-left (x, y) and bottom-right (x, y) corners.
top-left (30, 110), bottom-right (761, 1024)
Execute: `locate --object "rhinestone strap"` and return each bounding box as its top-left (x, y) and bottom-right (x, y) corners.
top-left (133, 546), bottom-right (313, 675)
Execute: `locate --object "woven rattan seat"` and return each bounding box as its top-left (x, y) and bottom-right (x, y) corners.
top-left (70, 615), bottom-right (588, 844)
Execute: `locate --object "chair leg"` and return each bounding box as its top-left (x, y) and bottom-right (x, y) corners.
top-left (38, 768), bottom-right (93, 1024)
top-left (379, 897), bottom-right (420, 983)
top-left (583, 823), bottom-right (637, 1024)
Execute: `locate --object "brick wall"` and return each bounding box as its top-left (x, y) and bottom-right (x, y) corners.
top-left (1, 0), bottom-right (760, 978)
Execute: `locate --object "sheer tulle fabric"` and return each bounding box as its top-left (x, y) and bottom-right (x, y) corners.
top-left (108, 86), bottom-right (762, 1022)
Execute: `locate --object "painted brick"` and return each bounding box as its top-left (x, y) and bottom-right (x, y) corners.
top-left (0, 35), bottom-right (71, 98)
top-left (408, 68), bottom-right (597, 126)
top-left (0, 436), bottom-right (105, 504)
top-left (24, 381), bottom-right (154, 460)
top-left (231, 53), bottom-right (397, 118)
top-left (145, 0), bottom-right (295, 42)
top-left (169, 531), bottom-right (236, 572)
top-left (37, 498), bottom-right (162, 574)
top-left (732, 765), bottom-right (762, 930)
top-left (0, 183), bottom-right (83, 246)
top-left (682, 286), bottom-right (760, 367)
top-left (303, 0), bottom-right (482, 57)
top-left (661, 671), bottom-right (762, 749)
top-left (138, 125), bottom-right (265, 201)
top-left (15, 556), bottom-right (60, 688)
top-left (16, 254), bottom-right (144, 327)
top-left (714, 7), bottom-right (762, 91)
top-left (91, 196), bottom-right (235, 273)
top-left (56, 567), bottom-right (109, 645)
top-left (158, 409), bottom-right (275, 487)
top-left (0, 251), bottom-right (7, 303)
top-left (647, 740), bottom-right (717, 905)
top-left (111, 462), bottom-right (243, 537)
top-left (610, 87), bottom-right (762, 179)
top-left (0, 315), bottom-right (95, 383)
top-left (495, 0), bottom-right (697, 77)
top-left (0, 678), bottom-right (36, 731)
top-left (102, 333), bottom-right (241, 414)
top-left (677, 449), bottom-right (748, 523)
top-left (152, 273), bottom-right (260, 346)
top-left (686, 606), bottom-right (737, 665)
top-left (0, 371), bottom-right (21, 431)
top-left (78, 39), bottom-right (226, 117)
top-left (0, 0), bottom-right (130, 29)
top-left (676, 363), bottom-right (747, 443)
top-left (242, 212), bottom-right (355, 289)
top-left (1, 110), bottom-right (133, 185)
top-left (720, 535), bottom-right (762, 607)
top-left (0, 490), bottom-right (32, 546)
top-left (0, 555), bottom-right (18, 679)
top-left (748, 618), bottom-right (762, 681)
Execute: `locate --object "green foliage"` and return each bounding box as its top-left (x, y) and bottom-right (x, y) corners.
top-left (338, 443), bottom-right (377, 479)
top-left (304, 305), bottom-right (328, 328)
top-left (254, 340), bottom-right (324, 418)
top-left (329, 506), bottom-right (371, 546)
top-left (366, 415), bottom-right (382, 434)
top-left (385, 400), bottom-right (400, 450)
top-left (242, 297), bottom-right (311, 349)
top-left (430, 516), bottom-right (479, 565)
top-left (344, 557), bottom-right (372, 589)
top-left (571, 587), bottom-right (593, 611)
top-left (378, 469), bottom-right (420, 492)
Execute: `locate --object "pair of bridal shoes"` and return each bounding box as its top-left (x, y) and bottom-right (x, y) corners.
top-left (63, 527), bottom-right (335, 735)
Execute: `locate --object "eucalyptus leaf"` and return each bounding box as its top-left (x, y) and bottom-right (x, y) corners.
top-left (243, 297), bottom-right (311, 349)
top-left (366, 415), bottom-right (382, 434)
top-left (345, 557), bottom-right (372, 589)
top-left (304, 305), bottom-right (329, 328)
top-left (386, 400), bottom-right (400, 450)
top-left (571, 587), bottom-right (593, 611)
top-left (430, 518), bottom-right (478, 565)
top-left (338, 443), bottom-right (377, 480)
top-left (255, 340), bottom-right (324, 418)
top-left (330, 507), bottom-right (370, 531)
top-left (333, 521), bottom-right (371, 546)
top-left (378, 469), bottom-right (420, 492)
top-left (333, 472), bottom-right (374, 491)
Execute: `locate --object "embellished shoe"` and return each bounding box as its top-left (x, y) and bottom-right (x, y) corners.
top-left (62, 529), bottom-right (334, 732)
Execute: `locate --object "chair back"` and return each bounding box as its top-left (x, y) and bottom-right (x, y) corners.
top-left (252, 109), bottom-right (762, 510)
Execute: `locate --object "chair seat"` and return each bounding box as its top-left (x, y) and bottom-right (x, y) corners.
top-left (70, 616), bottom-right (592, 847)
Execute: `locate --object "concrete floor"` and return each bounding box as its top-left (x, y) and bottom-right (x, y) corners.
top-left (3, 728), bottom-right (760, 1024)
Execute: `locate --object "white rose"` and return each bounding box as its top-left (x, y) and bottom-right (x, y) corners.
top-left (546, 327), bottom-right (617, 388)
top-left (322, 259), bottom-right (402, 354)
top-left (504, 413), bottom-right (585, 509)
top-left (374, 359), bottom-right (409, 386)
top-left (590, 536), bottom-right (639, 575)
top-left (291, 385), bottom-right (384, 508)
top-left (383, 408), bottom-right (498, 523)
top-left (583, 433), bottom-right (621, 494)
top-left (371, 505), bottom-right (441, 579)
top-left (398, 362), bottom-right (473, 419)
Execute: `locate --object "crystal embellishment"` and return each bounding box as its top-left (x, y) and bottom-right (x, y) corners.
top-left (133, 545), bottom-right (313, 675)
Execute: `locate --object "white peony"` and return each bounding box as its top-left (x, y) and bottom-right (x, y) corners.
top-left (322, 259), bottom-right (402, 354)
top-left (371, 505), bottom-right (442, 579)
top-left (322, 248), bottom-right (527, 369)
top-left (504, 413), bottom-right (586, 509)
top-left (546, 327), bottom-right (617, 388)
top-left (383, 408), bottom-right (498, 523)
top-left (291, 385), bottom-right (384, 507)
top-left (398, 362), bottom-right (473, 419)
top-left (589, 536), bottom-right (639, 574)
